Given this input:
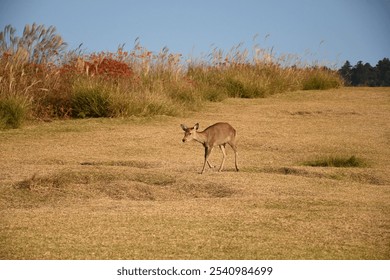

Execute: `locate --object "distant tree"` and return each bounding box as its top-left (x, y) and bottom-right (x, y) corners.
top-left (376, 58), bottom-right (390, 86)
top-left (339, 57), bottom-right (390, 87)
top-left (339, 60), bottom-right (352, 85)
top-left (351, 61), bottom-right (376, 86)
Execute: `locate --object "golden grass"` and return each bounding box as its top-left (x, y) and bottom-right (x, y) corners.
top-left (0, 87), bottom-right (389, 259)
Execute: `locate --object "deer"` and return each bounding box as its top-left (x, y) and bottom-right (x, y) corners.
top-left (180, 122), bottom-right (239, 174)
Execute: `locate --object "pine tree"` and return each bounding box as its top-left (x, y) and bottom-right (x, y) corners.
top-left (376, 58), bottom-right (390, 86)
top-left (339, 60), bottom-right (352, 85)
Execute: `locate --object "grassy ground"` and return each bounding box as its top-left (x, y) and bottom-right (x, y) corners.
top-left (0, 87), bottom-right (389, 259)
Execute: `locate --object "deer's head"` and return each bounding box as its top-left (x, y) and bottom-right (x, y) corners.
top-left (180, 123), bottom-right (199, 143)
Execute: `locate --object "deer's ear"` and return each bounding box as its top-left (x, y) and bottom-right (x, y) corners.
top-left (194, 123), bottom-right (199, 130)
top-left (180, 124), bottom-right (187, 131)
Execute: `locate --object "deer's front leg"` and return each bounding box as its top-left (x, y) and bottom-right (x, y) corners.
top-left (201, 146), bottom-right (213, 174)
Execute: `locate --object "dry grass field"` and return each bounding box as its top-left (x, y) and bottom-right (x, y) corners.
top-left (0, 87), bottom-right (389, 259)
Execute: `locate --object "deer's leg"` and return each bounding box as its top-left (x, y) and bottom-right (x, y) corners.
top-left (201, 146), bottom-right (213, 174)
top-left (218, 144), bottom-right (227, 172)
top-left (207, 160), bottom-right (214, 169)
top-left (229, 142), bottom-right (239, 171)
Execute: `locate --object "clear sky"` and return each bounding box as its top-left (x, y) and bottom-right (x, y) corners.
top-left (1, 0), bottom-right (389, 68)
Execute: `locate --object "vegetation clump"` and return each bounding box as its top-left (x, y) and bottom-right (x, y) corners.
top-left (0, 23), bottom-right (344, 128)
top-left (303, 155), bottom-right (367, 168)
top-left (71, 85), bottom-right (111, 118)
top-left (0, 96), bottom-right (29, 129)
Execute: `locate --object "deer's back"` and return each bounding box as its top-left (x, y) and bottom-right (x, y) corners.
top-left (203, 122), bottom-right (236, 145)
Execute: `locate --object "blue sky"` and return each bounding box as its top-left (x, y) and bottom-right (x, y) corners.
top-left (1, 0), bottom-right (389, 67)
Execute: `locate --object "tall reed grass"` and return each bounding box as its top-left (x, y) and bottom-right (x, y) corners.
top-left (0, 24), bottom-right (343, 128)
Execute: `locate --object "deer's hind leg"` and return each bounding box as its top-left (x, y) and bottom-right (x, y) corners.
top-left (218, 144), bottom-right (227, 172)
top-left (228, 141), bottom-right (239, 172)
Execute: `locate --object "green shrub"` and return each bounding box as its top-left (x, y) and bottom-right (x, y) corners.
top-left (110, 90), bottom-right (180, 117)
top-left (71, 86), bottom-right (112, 118)
top-left (166, 82), bottom-right (203, 106)
top-left (0, 97), bottom-right (29, 129)
top-left (143, 99), bottom-right (179, 116)
top-left (225, 79), bottom-right (266, 98)
top-left (224, 78), bottom-right (246, 97)
top-left (197, 85), bottom-right (226, 102)
top-left (302, 70), bottom-right (343, 90)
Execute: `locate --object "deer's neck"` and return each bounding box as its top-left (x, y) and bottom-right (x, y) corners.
top-left (194, 131), bottom-right (208, 145)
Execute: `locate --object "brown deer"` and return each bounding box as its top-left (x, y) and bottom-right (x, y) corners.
top-left (180, 122), bottom-right (239, 174)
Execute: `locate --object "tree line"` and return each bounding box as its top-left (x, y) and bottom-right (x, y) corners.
top-left (338, 58), bottom-right (390, 86)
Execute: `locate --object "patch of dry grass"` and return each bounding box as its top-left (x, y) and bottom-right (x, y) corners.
top-left (0, 87), bottom-right (389, 259)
